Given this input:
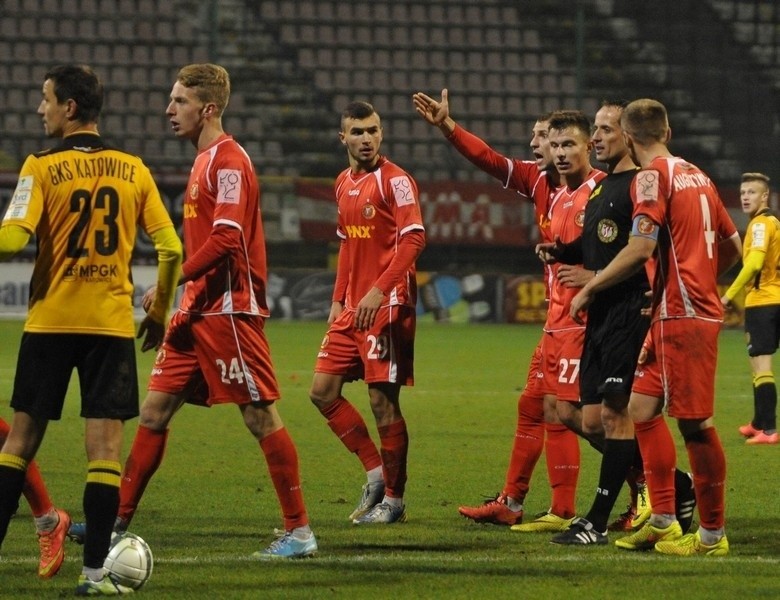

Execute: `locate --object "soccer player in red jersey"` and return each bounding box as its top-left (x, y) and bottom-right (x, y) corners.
top-left (71, 64), bottom-right (318, 559)
top-left (309, 101), bottom-right (425, 524)
top-left (513, 111), bottom-right (607, 533)
top-left (571, 99), bottom-right (741, 556)
top-left (413, 89), bottom-right (581, 528)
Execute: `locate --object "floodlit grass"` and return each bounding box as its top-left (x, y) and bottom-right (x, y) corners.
top-left (0, 319), bottom-right (778, 599)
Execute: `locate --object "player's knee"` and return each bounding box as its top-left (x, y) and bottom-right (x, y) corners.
top-left (309, 387), bottom-right (335, 411)
top-left (581, 415), bottom-right (603, 436)
top-left (138, 392), bottom-right (178, 429)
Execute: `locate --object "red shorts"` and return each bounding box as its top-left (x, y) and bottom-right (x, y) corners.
top-left (148, 311), bottom-right (280, 405)
top-left (522, 334), bottom-right (545, 397)
top-left (631, 318), bottom-right (720, 419)
top-left (315, 305), bottom-right (415, 385)
top-left (541, 327), bottom-right (585, 402)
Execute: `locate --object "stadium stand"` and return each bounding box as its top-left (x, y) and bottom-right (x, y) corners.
top-left (0, 0), bottom-right (777, 188)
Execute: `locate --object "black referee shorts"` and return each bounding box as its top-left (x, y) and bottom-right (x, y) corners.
top-left (579, 290), bottom-right (649, 405)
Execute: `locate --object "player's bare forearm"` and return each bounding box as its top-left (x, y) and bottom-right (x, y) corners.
top-left (585, 236), bottom-right (655, 296)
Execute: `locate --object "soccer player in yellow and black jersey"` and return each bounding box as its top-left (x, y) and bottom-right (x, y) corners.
top-left (0, 64), bottom-right (182, 594)
top-left (722, 172), bottom-right (779, 445)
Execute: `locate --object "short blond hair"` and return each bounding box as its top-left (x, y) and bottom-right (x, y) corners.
top-left (176, 63), bottom-right (230, 116)
top-left (621, 99), bottom-right (669, 146)
top-left (742, 172), bottom-right (770, 194)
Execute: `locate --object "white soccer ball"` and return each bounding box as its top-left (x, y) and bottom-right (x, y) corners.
top-left (103, 531), bottom-right (153, 590)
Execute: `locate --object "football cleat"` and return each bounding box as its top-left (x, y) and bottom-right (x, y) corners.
top-left (458, 494), bottom-right (523, 526)
top-left (348, 481), bottom-right (385, 522)
top-left (738, 422), bottom-right (761, 438)
top-left (38, 508), bottom-right (70, 578)
top-left (68, 517), bottom-right (128, 545)
top-left (745, 430), bottom-right (778, 445)
top-left (550, 517), bottom-right (607, 546)
top-left (655, 531), bottom-right (729, 557)
top-left (615, 520), bottom-right (682, 551)
top-left (675, 473), bottom-right (697, 534)
top-left (634, 482), bottom-right (652, 528)
top-left (607, 507), bottom-right (637, 532)
top-left (353, 502), bottom-right (407, 524)
top-left (75, 573), bottom-right (134, 595)
top-left (510, 511), bottom-right (573, 533)
top-left (252, 531), bottom-right (318, 559)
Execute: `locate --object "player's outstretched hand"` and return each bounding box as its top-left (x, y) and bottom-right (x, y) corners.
top-left (412, 89), bottom-right (450, 126)
top-left (137, 316), bottom-right (165, 352)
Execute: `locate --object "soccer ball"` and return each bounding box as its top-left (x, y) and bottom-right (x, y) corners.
top-left (103, 531), bottom-right (153, 590)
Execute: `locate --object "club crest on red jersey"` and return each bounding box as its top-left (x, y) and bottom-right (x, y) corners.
top-left (362, 203), bottom-right (376, 219)
top-left (575, 210), bottom-right (585, 227)
top-left (154, 348), bottom-right (166, 365)
top-left (189, 182), bottom-right (199, 199)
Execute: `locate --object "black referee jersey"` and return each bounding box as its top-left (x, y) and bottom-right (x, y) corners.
top-left (561, 168), bottom-right (650, 301)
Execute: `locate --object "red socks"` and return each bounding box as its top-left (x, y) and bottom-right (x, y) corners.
top-left (634, 416), bottom-right (677, 516)
top-left (544, 423), bottom-right (579, 518)
top-left (0, 417), bottom-right (52, 517)
top-left (378, 419), bottom-right (408, 499)
top-left (321, 396), bottom-right (382, 471)
top-left (118, 425), bottom-right (169, 524)
top-left (260, 428), bottom-right (309, 531)
top-left (685, 427), bottom-right (726, 530)
top-left (504, 392), bottom-right (545, 502)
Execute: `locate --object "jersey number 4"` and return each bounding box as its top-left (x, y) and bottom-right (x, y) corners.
top-left (67, 187), bottom-right (120, 258)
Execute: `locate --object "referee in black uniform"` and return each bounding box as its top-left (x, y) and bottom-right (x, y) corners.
top-left (538, 100), bottom-right (695, 545)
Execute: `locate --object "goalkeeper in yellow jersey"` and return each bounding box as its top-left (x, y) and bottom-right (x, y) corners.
top-left (0, 64), bottom-right (182, 595)
top-left (722, 172), bottom-right (779, 445)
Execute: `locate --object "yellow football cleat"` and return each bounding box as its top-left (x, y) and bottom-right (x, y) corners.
top-left (655, 531), bottom-right (729, 557)
top-left (614, 520), bottom-right (682, 551)
top-left (510, 511), bottom-right (573, 532)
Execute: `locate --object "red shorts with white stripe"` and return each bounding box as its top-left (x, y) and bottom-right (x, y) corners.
top-left (541, 327), bottom-right (585, 402)
top-left (148, 311), bottom-right (280, 405)
top-left (631, 318), bottom-right (719, 419)
top-left (315, 304), bottom-right (416, 386)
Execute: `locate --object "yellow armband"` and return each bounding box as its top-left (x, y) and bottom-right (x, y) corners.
top-left (0, 224), bottom-right (31, 260)
top-left (147, 225), bottom-right (183, 323)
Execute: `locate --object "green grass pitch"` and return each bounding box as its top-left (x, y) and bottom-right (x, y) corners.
top-left (0, 319), bottom-right (777, 599)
